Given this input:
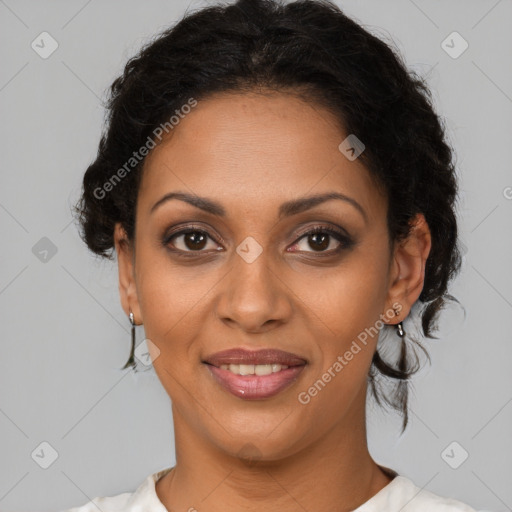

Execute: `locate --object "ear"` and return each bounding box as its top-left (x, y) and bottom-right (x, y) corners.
top-left (113, 222), bottom-right (142, 325)
top-left (384, 213), bottom-right (432, 323)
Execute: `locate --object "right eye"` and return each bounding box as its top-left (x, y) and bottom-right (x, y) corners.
top-left (164, 227), bottom-right (223, 253)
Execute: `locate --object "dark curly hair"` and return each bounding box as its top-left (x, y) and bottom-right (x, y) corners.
top-left (73, 0), bottom-right (462, 433)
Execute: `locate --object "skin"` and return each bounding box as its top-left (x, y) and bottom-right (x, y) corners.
top-left (113, 90), bottom-right (431, 511)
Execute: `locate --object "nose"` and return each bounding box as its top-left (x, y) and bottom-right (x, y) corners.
top-left (215, 245), bottom-right (293, 333)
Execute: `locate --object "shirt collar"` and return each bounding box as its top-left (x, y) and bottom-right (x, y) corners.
top-left (123, 464), bottom-right (415, 511)
top-left (124, 466), bottom-right (174, 511)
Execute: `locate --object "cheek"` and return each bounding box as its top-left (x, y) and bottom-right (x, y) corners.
top-left (291, 248), bottom-right (390, 397)
top-left (136, 237), bottom-right (217, 320)
top-left (293, 252), bottom-right (389, 340)
top-left (134, 248), bottom-right (208, 366)
top-left (294, 267), bottom-right (388, 428)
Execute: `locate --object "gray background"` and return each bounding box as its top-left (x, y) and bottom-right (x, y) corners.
top-left (1, 0), bottom-right (511, 510)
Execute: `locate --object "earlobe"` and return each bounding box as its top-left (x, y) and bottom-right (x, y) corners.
top-left (384, 213), bottom-right (432, 323)
top-left (114, 222), bottom-right (142, 323)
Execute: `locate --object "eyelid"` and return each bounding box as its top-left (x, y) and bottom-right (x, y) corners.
top-left (293, 222), bottom-right (351, 240)
top-left (288, 225), bottom-right (353, 254)
top-left (163, 223), bottom-right (225, 247)
top-left (162, 222), bottom-right (354, 254)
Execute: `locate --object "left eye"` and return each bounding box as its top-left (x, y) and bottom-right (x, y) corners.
top-left (290, 228), bottom-right (346, 253)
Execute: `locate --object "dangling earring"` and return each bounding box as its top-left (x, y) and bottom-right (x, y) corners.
top-left (122, 310), bottom-right (136, 369)
top-left (393, 306), bottom-right (405, 337)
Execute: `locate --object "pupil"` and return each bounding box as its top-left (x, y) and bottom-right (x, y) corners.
top-left (182, 232), bottom-right (331, 251)
top-left (309, 233), bottom-right (329, 251)
top-left (185, 232), bottom-right (207, 250)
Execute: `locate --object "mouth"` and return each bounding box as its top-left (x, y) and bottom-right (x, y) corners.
top-left (202, 348), bottom-right (307, 400)
top-left (203, 347), bottom-right (307, 368)
top-left (209, 362), bottom-right (295, 375)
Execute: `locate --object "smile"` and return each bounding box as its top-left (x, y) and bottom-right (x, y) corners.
top-left (205, 363), bottom-right (306, 400)
top-left (219, 363), bottom-right (289, 375)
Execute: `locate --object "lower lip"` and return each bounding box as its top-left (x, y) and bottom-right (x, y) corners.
top-left (205, 364), bottom-right (306, 400)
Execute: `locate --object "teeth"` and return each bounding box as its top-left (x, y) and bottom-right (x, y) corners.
top-left (219, 363), bottom-right (289, 375)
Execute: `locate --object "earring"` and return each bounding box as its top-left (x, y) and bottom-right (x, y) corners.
top-left (122, 310), bottom-right (136, 369)
top-left (392, 306), bottom-right (405, 337)
top-left (396, 321), bottom-right (405, 337)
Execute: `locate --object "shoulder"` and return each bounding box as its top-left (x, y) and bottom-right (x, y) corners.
top-left (354, 469), bottom-right (480, 512)
top-left (381, 475), bottom-right (479, 512)
top-left (59, 466), bottom-right (173, 512)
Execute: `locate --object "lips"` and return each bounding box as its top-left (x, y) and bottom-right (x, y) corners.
top-left (206, 364), bottom-right (306, 399)
top-left (203, 348), bottom-right (307, 368)
top-left (202, 348), bottom-right (307, 400)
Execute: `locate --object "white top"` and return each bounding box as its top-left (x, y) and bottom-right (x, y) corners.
top-left (61, 466), bottom-right (479, 512)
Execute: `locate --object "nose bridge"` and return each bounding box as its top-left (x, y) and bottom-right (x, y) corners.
top-left (216, 237), bottom-right (291, 331)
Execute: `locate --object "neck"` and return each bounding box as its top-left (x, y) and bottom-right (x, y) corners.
top-left (156, 385), bottom-right (393, 511)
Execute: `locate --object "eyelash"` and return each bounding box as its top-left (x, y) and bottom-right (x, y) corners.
top-left (162, 224), bottom-right (354, 257)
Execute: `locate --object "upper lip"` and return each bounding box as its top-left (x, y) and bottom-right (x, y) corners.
top-left (203, 348), bottom-right (307, 367)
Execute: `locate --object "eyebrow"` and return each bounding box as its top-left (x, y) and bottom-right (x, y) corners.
top-left (150, 191), bottom-right (367, 223)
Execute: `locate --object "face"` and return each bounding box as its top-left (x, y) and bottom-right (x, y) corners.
top-left (114, 91), bottom-right (430, 461)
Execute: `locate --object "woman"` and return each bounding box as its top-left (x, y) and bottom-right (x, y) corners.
top-left (65, 0), bottom-right (479, 510)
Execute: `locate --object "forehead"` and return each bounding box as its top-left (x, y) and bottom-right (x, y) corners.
top-left (138, 91), bottom-right (384, 220)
